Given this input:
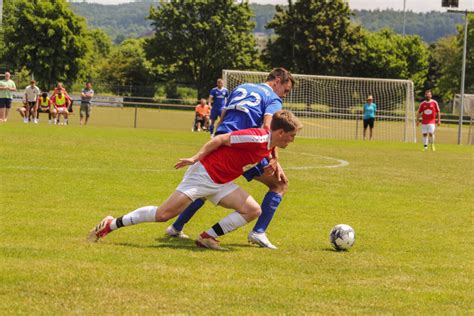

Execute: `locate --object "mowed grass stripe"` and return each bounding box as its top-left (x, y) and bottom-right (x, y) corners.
top-left (0, 121), bottom-right (472, 314)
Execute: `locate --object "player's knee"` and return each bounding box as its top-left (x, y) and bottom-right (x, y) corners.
top-left (249, 205), bottom-right (261, 219)
top-left (268, 181), bottom-right (288, 195)
top-left (154, 211), bottom-right (171, 222)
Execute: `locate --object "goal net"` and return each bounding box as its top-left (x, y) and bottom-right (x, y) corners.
top-left (452, 94), bottom-right (474, 145)
top-left (223, 70), bottom-right (417, 142)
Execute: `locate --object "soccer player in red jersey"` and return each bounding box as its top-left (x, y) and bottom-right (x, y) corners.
top-left (88, 110), bottom-right (302, 250)
top-left (416, 90), bottom-right (441, 151)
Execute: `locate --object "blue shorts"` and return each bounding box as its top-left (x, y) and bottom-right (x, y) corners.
top-left (210, 106), bottom-right (224, 121)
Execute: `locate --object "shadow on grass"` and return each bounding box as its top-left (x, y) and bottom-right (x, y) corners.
top-left (321, 247), bottom-right (351, 253)
top-left (112, 237), bottom-right (259, 252)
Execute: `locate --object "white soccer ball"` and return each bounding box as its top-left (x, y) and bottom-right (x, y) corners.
top-left (329, 224), bottom-right (355, 251)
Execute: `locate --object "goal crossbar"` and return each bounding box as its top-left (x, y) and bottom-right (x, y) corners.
top-left (223, 70), bottom-right (417, 142)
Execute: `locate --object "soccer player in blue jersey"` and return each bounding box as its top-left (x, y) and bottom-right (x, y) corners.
top-left (166, 67), bottom-right (295, 249)
top-left (208, 78), bottom-right (229, 136)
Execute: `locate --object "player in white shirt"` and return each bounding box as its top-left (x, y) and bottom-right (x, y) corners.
top-left (18, 80), bottom-right (41, 123)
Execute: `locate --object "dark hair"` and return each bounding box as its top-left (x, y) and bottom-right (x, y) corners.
top-left (266, 67), bottom-right (295, 86)
top-left (425, 89), bottom-right (432, 94)
top-left (42, 92), bottom-right (48, 98)
top-left (271, 110), bottom-right (303, 132)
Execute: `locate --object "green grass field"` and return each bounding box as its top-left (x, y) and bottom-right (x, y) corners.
top-left (1, 112), bottom-right (473, 314)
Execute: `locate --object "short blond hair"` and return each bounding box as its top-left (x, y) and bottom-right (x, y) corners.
top-left (271, 110), bottom-right (302, 132)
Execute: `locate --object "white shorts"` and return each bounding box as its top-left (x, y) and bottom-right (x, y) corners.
top-left (176, 161), bottom-right (238, 205)
top-left (421, 124), bottom-right (436, 134)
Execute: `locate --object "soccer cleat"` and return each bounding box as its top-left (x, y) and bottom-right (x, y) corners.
top-left (431, 144), bottom-right (436, 151)
top-left (423, 146), bottom-right (428, 152)
top-left (248, 231), bottom-right (277, 249)
top-left (165, 225), bottom-right (189, 239)
top-left (196, 232), bottom-right (224, 250)
top-left (87, 216), bottom-right (114, 242)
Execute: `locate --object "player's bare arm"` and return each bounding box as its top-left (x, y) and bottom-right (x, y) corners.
top-left (261, 114), bottom-right (288, 183)
top-left (175, 133), bottom-right (231, 169)
top-left (208, 95), bottom-right (213, 109)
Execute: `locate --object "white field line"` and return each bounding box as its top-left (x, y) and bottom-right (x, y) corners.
top-left (284, 152), bottom-right (349, 170)
top-left (2, 154), bottom-right (348, 173)
top-left (1, 166), bottom-right (173, 173)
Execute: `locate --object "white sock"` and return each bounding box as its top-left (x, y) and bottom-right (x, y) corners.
top-left (423, 136), bottom-right (428, 146)
top-left (110, 205), bottom-right (157, 231)
top-left (207, 212), bottom-right (248, 238)
top-left (431, 134), bottom-right (435, 144)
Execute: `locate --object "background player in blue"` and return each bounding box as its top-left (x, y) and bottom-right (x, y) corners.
top-left (166, 67), bottom-right (295, 249)
top-left (208, 78), bottom-right (229, 136)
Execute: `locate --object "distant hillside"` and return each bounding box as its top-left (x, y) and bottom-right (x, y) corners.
top-left (353, 9), bottom-right (464, 43)
top-left (71, 2), bottom-right (153, 44)
top-left (70, 2), bottom-right (464, 44)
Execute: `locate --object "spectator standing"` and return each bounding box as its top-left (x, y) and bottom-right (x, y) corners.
top-left (80, 82), bottom-right (94, 125)
top-left (23, 80), bottom-right (41, 123)
top-left (51, 82), bottom-right (68, 98)
top-left (0, 72), bottom-right (17, 122)
top-left (362, 95), bottom-right (377, 140)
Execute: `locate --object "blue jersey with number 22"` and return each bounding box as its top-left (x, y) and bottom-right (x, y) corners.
top-left (216, 83), bottom-right (282, 134)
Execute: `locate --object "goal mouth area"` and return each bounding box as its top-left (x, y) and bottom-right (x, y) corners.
top-left (223, 70), bottom-right (416, 142)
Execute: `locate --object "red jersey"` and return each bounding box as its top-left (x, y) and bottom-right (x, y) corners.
top-left (201, 128), bottom-right (273, 184)
top-left (418, 100), bottom-right (440, 124)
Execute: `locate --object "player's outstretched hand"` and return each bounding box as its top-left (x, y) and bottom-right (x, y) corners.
top-left (263, 158), bottom-right (277, 176)
top-left (175, 158), bottom-right (196, 169)
top-left (275, 162), bottom-right (288, 184)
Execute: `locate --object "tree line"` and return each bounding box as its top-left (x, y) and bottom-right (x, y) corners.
top-left (1, 0), bottom-right (472, 106)
top-left (68, 2), bottom-right (464, 44)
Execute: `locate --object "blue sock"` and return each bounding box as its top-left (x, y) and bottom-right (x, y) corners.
top-left (209, 125), bottom-right (214, 135)
top-left (252, 191), bottom-right (282, 233)
top-left (172, 198), bottom-right (205, 231)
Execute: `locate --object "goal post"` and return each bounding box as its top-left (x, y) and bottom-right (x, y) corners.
top-left (452, 94), bottom-right (474, 145)
top-left (223, 70), bottom-right (417, 142)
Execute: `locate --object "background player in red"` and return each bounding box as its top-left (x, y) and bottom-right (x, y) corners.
top-left (87, 110), bottom-right (302, 250)
top-left (416, 90), bottom-right (441, 151)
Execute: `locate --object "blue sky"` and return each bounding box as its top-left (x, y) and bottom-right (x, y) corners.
top-left (86, 0), bottom-right (474, 12)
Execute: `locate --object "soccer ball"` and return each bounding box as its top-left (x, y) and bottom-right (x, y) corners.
top-left (329, 224), bottom-right (355, 251)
